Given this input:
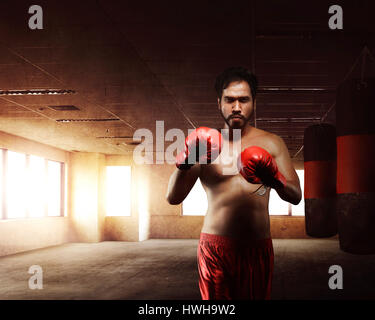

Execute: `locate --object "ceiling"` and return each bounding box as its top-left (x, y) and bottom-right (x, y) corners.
top-left (0, 0), bottom-right (374, 160)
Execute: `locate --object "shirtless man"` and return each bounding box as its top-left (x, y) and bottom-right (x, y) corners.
top-left (166, 67), bottom-right (302, 300)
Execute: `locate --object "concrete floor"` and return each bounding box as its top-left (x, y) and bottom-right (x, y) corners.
top-left (0, 239), bottom-right (374, 300)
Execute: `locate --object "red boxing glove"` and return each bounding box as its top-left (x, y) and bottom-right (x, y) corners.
top-left (176, 127), bottom-right (222, 170)
top-left (237, 146), bottom-right (286, 189)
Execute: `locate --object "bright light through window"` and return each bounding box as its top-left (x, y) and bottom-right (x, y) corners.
top-left (47, 160), bottom-right (61, 217)
top-left (269, 169), bottom-right (305, 216)
top-left (269, 188), bottom-right (289, 215)
top-left (28, 155), bottom-right (46, 218)
top-left (0, 150), bottom-right (64, 220)
top-left (0, 150), bottom-right (2, 218)
top-left (6, 151), bottom-right (27, 219)
top-left (291, 169), bottom-right (305, 216)
top-left (183, 179), bottom-right (207, 216)
top-left (106, 166), bottom-right (131, 217)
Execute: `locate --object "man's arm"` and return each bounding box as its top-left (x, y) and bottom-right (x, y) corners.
top-left (166, 165), bottom-right (201, 205)
top-left (166, 126), bottom-right (222, 205)
top-left (270, 134), bottom-right (302, 205)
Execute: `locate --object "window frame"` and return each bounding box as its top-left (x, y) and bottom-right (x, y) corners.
top-left (0, 148), bottom-right (65, 220)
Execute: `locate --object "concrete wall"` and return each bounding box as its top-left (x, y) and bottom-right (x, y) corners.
top-left (0, 131), bottom-right (75, 256)
top-left (69, 152), bottom-right (106, 243)
top-left (271, 216), bottom-right (307, 239)
top-left (0, 217), bottom-right (74, 256)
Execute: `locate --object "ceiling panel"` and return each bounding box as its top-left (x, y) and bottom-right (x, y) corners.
top-left (0, 0), bottom-right (373, 157)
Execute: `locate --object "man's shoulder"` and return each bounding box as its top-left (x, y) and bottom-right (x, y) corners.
top-left (250, 127), bottom-right (281, 142)
top-left (247, 128), bottom-right (284, 156)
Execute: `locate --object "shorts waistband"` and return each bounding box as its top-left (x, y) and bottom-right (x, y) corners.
top-left (199, 232), bottom-right (272, 248)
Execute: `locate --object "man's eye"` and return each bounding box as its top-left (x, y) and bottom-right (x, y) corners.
top-left (225, 98), bottom-right (234, 103)
top-left (239, 98), bottom-right (250, 103)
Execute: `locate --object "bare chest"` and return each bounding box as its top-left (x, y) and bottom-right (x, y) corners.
top-left (200, 135), bottom-right (274, 184)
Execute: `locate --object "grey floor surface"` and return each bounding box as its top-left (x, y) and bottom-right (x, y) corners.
top-left (0, 239), bottom-right (374, 300)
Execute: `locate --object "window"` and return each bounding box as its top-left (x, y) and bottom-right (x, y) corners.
top-left (6, 151), bottom-right (27, 219)
top-left (182, 179), bottom-right (207, 216)
top-left (269, 188), bottom-right (289, 215)
top-left (0, 151), bottom-right (3, 219)
top-left (47, 160), bottom-right (62, 217)
top-left (106, 166), bottom-right (131, 216)
top-left (291, 169), bottom-right (305, 216)
top-left (28, 155), bottom-right (46, 218)
top-left (269, 169), bottom-right (305, 216)
top-left (0, 149), bottom-right (65, 219)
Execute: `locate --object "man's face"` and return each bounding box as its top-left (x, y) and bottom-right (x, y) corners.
top-left (218, 80), bottom-right (255, 129)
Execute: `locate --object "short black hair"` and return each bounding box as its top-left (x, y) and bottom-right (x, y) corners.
top-left (214, 67), bottom-right (258, 100)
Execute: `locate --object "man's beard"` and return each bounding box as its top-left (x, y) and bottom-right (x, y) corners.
top-left (219, 109), bottom-right (252, 129)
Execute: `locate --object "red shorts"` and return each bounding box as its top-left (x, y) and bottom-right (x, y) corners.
top-left (197, 232), bottom-right (274, 300)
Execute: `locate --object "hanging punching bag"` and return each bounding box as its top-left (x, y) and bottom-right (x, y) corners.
top-left (304, 123), bottom-right (337, 237)
top-left (336, 78), bottom-right (375, 254)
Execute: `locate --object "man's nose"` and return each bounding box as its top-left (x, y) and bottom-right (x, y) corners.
top-left (232, 100), bottom-right (241, 111)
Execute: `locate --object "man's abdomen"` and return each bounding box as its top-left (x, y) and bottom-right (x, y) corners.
top-left (201, 199), bottom-right (271, 240)
top-left (200, 171), bottom-right (271, 240)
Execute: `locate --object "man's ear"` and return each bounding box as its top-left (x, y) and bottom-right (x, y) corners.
top-left (217, 98), bottom-right (221, 110)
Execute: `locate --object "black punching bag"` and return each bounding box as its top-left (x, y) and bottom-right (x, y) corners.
top-left (336, 78), bottom-right (375, 254)
top-left (304, 124), bottom-right (337, 237)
